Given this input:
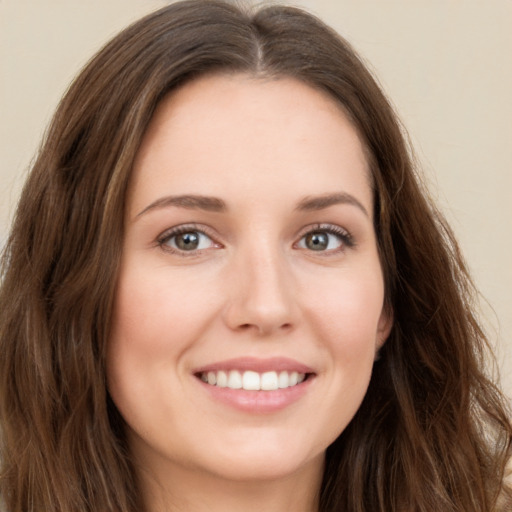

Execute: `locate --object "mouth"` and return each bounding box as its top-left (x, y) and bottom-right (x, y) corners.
top-left (192, 357), bottom-right (316, 412)
top-left (196, 369), bottom-right (311, 391)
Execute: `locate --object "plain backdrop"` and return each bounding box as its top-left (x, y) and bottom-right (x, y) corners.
top-left (1, 0), bottom-right (511, 397)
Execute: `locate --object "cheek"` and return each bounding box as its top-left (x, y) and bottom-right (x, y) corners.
top-left (306, 270), bottom-right (385, 406)
top-left (311, 271), bottom-right (385, 349)
top-left (106, 268), bottom-right (202, 411)
top-left (106, 266), bottom-right (214, 433)
top-left (109, 264), bottom-right (219, 358)
top-left (293, 272), bottom-right (385, 452)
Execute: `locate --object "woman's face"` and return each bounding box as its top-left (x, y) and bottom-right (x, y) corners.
top-left (108, 74), bottom-right (391, 485)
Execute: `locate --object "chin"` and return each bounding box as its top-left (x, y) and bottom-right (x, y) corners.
top-left (186, 429), bottom-right (328, 484)
top-left (201, 450), bottom-right (325, 483)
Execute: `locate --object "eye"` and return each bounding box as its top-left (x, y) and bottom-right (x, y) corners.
top-left (158, 227), bottom-right (217, 253)
top-left (296, 226), bottom-right (353, 252)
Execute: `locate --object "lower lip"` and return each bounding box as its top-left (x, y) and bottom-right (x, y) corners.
top-left (196, 376), bottom-right (314, 413)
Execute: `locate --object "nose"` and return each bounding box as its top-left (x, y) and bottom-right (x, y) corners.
top-left (223, 245), bottom-right (299, 336)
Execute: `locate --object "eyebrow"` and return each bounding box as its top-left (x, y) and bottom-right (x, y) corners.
top-left (295, 192), bottom-right (369, 217)
top-left (136, 191), bottom-right (369, 218)
top-left (136, 194), bottom-right (227, 217)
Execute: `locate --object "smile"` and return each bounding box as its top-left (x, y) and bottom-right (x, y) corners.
top-left (199, 370), bottom-right (307, 391)
top-left (193, 357), bottom-right (315, 412)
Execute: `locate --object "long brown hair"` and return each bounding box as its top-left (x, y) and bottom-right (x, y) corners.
top-left (1, 1), bottom-right (510, 510)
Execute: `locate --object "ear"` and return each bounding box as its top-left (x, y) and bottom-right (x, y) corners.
top-left (376, 303), bottom-right (393, 352)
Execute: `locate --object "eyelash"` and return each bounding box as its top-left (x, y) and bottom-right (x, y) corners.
top-left (295, 223), bottom-right (355, 253)
top-left (156, 223), bottom-right (355, 255)
top-left (157, 224), bottom-right (219, 256)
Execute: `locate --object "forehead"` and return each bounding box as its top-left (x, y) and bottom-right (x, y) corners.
top-left (129, 73), bottom-right (372, 216)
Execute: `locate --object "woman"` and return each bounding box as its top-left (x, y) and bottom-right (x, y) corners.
top-left (0, 1), bottom-right (510, 510)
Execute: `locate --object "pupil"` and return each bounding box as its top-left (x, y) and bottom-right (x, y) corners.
top-left (306, 232), bottom-right (328, 251)
top-left (176, 232), bottom-right (199, 250)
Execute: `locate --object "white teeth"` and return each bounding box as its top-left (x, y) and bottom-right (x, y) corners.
top-left (216, 370), bottom-right (228, 388)
top-left (199, 370), bottom-right (307, 391)
top-left (278, 370), bottom-right (289, 388)
top-left (227, 370), bottom-right (242, 389)
top-left (242, 371), bottom-right (260, 390)
top-left (261, 371), bottom-right (279, 390)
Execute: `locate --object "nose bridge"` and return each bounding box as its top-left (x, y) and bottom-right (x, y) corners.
top-left (224, 235), bottom-right (297, 335)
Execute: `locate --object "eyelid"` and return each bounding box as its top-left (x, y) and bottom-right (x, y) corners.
top-left (294, 223), bottom-right (355, 251)
top-left (156, 223), bottom-right (222, 255)
top-left (155, 222), bottom-right (354, 256)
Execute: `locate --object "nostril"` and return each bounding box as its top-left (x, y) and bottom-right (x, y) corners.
top-left (236, 322), bottom-right (293, 334)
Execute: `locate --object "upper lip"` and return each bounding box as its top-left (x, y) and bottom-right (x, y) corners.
top-left (192, 357), bottom-right (315, 375)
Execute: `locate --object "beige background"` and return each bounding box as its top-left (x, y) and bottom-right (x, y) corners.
top-left (1, 0), bottom-right (511, 397)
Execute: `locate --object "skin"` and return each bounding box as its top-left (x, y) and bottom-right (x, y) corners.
top-left (107, 74), bottom-right (392, 512)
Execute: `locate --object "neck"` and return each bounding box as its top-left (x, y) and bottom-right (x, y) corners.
top-left (137, 454), bottom-right (324, 512)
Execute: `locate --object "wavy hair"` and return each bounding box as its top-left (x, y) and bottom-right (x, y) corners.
top-left (1, 1), bottom-right (510, 510)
